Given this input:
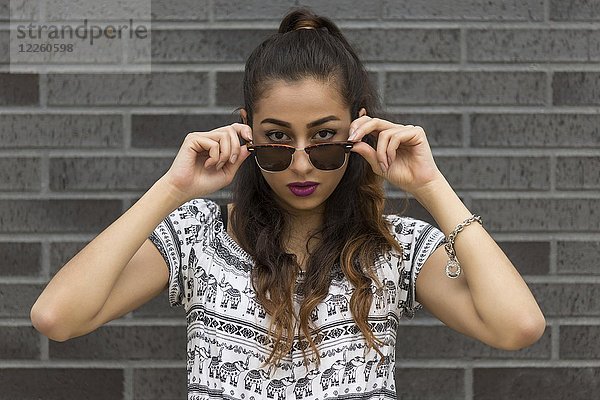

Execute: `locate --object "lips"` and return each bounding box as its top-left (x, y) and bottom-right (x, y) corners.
top-left (287, 181), bottom-right (319, 188)
top-left (288, 182), bottom-right (319, 197)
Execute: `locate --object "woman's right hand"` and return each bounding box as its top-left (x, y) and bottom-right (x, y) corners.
top-left (159, 123), bottom-right (253, 203)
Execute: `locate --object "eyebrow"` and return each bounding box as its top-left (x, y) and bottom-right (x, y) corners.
top-left (260, 115), bottom-right (340, 129)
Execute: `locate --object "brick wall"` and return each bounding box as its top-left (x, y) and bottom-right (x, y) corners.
top-left (1, 1), bottom-right (599, 399)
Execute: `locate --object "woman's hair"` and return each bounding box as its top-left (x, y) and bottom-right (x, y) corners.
top-left (230, 6), bottom-right (405, 370)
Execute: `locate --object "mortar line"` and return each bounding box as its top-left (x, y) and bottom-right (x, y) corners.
top-left (124, 368), bottom-right (133, 400)
top-left (551, 324), bottom-right (560, 360)
top-left (462, 111), bottom-right (470, 148)
top-left (465, 366), bottom-right (473, 400)
top-left (546, 70), bottom-right (553, 106)
top-left (40, 335), bottom-right (49, 361)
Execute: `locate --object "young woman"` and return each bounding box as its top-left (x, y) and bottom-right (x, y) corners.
top-left (31, 6), bottom-right (545, 400)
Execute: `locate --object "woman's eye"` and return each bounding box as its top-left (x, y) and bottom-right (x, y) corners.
top-left (265, 130), bottom-right (336, 142)
top-left (265, 131), bottom-right (289, 141)
top-left (314, 130), bottom-right (336, 140)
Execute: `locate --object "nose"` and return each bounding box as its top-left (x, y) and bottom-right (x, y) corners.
top-left (288, 146), bottom-right (314, 173)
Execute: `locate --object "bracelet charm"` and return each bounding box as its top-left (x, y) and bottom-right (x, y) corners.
top-left (445, 259), bottom-right (461, 278)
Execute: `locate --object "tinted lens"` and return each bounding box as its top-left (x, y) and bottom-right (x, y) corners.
top-left (254, 147), bottom-right (292, 171)
top-left (308, 143), bottom-right (347, 170)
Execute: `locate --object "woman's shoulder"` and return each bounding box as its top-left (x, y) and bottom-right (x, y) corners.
top-left (383, 213), bottom-right (433, 235)
top-left (383, 213), bottom-right (445, 249)
top-left (163, 197), bottom-right (221, 233)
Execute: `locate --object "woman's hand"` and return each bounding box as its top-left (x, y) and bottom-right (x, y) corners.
top-left (159, 123), bottom-right (253, 203)
top-left (348, 115), bottom-right (444, 195)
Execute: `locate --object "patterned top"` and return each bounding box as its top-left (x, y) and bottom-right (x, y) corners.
top-left (148, 198), bottom-right (445, 400)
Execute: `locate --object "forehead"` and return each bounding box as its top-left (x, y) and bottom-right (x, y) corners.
top-left (254, 78), bottom-right (348, 120)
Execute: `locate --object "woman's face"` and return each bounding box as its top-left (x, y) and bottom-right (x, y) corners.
top-left (242, 78), bottom-right (366, 218)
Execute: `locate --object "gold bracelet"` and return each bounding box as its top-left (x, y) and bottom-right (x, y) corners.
top-left (444, 215), bottom-right (483, 278)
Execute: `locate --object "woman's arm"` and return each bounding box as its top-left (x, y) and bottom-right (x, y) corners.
top-left (30, 178), bottom-right (185, 341)
top-left (347, 114), bottom-right (546, 350)
top-left (413, 172), bottom-right (546, 350)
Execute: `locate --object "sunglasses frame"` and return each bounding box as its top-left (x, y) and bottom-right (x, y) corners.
top-left (245, 140), bottom-right (354, 173)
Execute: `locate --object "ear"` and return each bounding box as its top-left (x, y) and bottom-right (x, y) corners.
top-left (358, 107), bottom-right (367, 118)
top-left (240, 108), bottom-right (248, 125)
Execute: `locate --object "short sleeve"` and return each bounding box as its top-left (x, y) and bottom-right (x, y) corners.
top-left (148, 198), bottom-right (219, 308)
top-left (386, 215), bottom-right (445, 318)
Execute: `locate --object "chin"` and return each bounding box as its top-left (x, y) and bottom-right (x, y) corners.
top-left (276, 187), bottom-right (329, 213)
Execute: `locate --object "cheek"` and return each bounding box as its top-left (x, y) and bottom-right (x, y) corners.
top-left (260, 171), bottom-right (284, 192)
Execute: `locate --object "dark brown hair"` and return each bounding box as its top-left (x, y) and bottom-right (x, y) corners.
top-left (230, 6), bottom-right (404, 370)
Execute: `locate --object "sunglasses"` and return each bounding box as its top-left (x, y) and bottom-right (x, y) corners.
top-left (245, 140), bottom-right (354, 172)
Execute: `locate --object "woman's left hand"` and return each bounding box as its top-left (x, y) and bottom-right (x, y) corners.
top-left (348, 115), bottom-right (443, 195)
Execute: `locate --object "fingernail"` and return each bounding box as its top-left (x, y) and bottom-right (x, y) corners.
top-left (230, 154), bottom-right (237, 163)
top-left (379, 162), bottom-right (387, 173)
top-left (387, 156), bottom-right (392, 166)
top-left (349, 128), bottom-right (355, 140)
top-left (216, 162), bottom-right (224, 169)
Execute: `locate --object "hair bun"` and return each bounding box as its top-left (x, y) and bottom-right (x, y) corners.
top-left (279, 7), bottom-right (328, 34)
top-left (293, 19), bottom-right (320, 31)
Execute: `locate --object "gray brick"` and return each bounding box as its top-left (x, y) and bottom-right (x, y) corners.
top-left (0, 284), bottom-right (45, 317)
top-left (0, 368), bottom-right (123, 400)
top-left (47, 73), bottom-right (209, 106)
top-left (395, 325), bottom-right (551, 359)
top-left (474, 367), bottom-right (600, 400)
top-left (382, 0), bottom-right (545, 21)
top-left (436, 156), bottom-right (550, 190)
top-left (344, 29), bottom-right (460, 62)
top-left (394, 368), bottom-right (464, 399)
top-left (0, 242), bottom-right (42, 276)
top-left (0, 73), bottom-right (38, 105)
top-left (471, 113), bottom-right (600, 148)
top-left (0, 157), bottom-right (40, 191)
top-left (550, 0), bottom-right (600, 21)
top-left (468, 29), bottom-right (600, 62)
top-left (131, 113), bottom-right (240, 148)
top-left (216, 71), bottom-right (243, 107)
top-left (50, 157), bottom-right (169, 191)
top-left (0, 114), bottom-right (123, 149)
top-left (134, 368), bottom-right (186, 400)
top-left (0, 199), bottom-right (122, 233)
top-left (50, 241), bottom-right (88, 277)
top-left (497, 241), bottom-right (550, 275)
top-left (0, 326), bottom-right (40, 359)
top-left (385, 72), bottom-right (546, 105)
top-left (530, 283), bottom-right (600, 317)
top-left (45, 0), bottom-right (150, 20)
top-left (214, 0), bottom-right (381, 20)
top-left (0, 0), bottom-right (6, 19)
top-left (145, 30), bottom-right (270, 63)
top-left (151, 0), bottom-right (209, 21)
top-left (557, 241), bottom-right (600, 274)
top-left (556, 157), bottom-right (600, 189)
top-left (0, 0), bottom-right (38, 21)
top-left (383, 113), bottom-right (463, 147)
top-left (553, 72), bottom-right (600, 106)
top-left (384, 198), bottom-right (439, 230)
top-left (0, 29), bottom-right (8, 64)
top-left (471, 199), bottom-right (600, 232)
top-left (560, 325), bottom-right (600, 359)
top-left (132, 290), bottom-right (184, 318)
top-left (216, 71), bottom-right (379, 108)
top-left (50, 326), bottom-right (185, 360)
